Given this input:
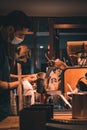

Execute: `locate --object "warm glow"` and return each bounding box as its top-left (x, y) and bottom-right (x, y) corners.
top-left (48, 45), bottom-right (50, 49)
top-left (23, 28), bottom-right (34, 35)
top-left (54, 24), bottom-right (81, 29)
top-left (35, 60), bottom-right (38, 65)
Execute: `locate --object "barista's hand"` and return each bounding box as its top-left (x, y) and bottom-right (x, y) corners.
top-left (22, 74), bottom-right (37, 83)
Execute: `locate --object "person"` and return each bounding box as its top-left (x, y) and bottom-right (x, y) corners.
top-left (0, 10), bottom-right (32, 121)
top-left (10, 44), bottom-right (37, 82)
top-left (10, 44), bottom-right (37, 107)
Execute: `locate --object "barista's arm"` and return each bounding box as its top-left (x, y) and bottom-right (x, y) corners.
top-left (0, 80), bottom-right (21, 90)
top-left (10, 73), bottom-right (37, 82)
top-left (10, 74), bottom-right (29, 78)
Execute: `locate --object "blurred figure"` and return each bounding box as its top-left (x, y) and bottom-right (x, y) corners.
top-left (0, 10), bottom-right (31, 120)
top-left (11, 44), bottom-right (37, 106)
top-left (15, 44), bottom-right (31, 63)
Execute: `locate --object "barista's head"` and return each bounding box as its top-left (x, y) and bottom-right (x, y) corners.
top-left (1, 10), bottom-right (30, 44)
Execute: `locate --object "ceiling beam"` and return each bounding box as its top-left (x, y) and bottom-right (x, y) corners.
top-left (0, 0), bottom-right (87, 16)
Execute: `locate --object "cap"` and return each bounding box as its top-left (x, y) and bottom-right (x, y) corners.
top-left (3, 10), bottom-right (32, 34)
